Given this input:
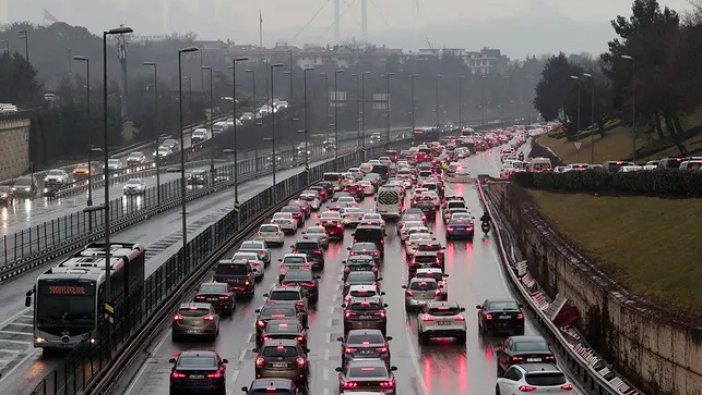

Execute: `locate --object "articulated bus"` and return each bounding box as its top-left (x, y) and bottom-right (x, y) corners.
top-left (25, 243), bottom-right (145, 350)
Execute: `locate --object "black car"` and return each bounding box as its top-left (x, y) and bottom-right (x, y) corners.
top-left (343, 295), bottom-right (388, 334)
top-left (408, 250), bottom-right (443, 274)
top-left (193, 282), bottom-right (236, 316)
top-left (259, 319), bottom-right (308, 348)
top-left (12, 175), bottom-right (38, 199)
top-left (415, 198), bottom-right (437, 220)
top-left (352, 225), bottom-right (385, 255)
top-left (336, 358), bottom-right (397, 394)
top-left (281, 270), bottom-right (320, 303)
top-left (242, 378), bottom-right (303, 395)
top-left (169, 350), bottom-right (228, 395)
top-left (188, 170), bottom-right (209, 186)
top-left (496, 335), bottom-right (556, 376)
top-left (255, 339), bottom-right (310, 385)
top-left (317, 181), bottom-right (335, 197)
top-left (291, 240), bottom-right (325, 270)
top-left (0, 185), bottom-right (14, 207)
top-left (477, 298), bottom-right (525, 336)
top-left (342, 255), bottom-right (379, 281)
top-left (347, 242), bottom-right (382, 263)
top-left (255, 305), bottom-right (303, 340)
top-left (338, 329), bottom-right (392, 367)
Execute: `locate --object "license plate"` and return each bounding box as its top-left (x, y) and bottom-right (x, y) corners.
top-left (526, 358), bottom-right (541, 362)
top-left (438, 321), bottom-right (452, 326)
top-left (190, 374), bottom-right (204, 379)
top-left (272, 362), bottom-right (288, 368)
top-left (499, 315), bottom-right (511, 319)
top-left (207, 297), bottom-right (218, 301)
top-left (187, 329), bottom-right (201, 333)
top-left (359, 350), bottom-right (374, 355)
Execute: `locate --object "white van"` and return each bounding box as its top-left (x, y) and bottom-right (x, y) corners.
top-left (527, 157), bottom-right (553, 172)
top-left (376, 186), bottom-right (402, 220)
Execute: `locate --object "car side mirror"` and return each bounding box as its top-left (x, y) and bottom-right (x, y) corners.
top-left (460, 307), bottom-right (466, 312)
top-left (346, 247), bottom-right (351, 251)
top-left (168, 358), bottom-right (176, 363)
top-left (316, 275), bottom-right (321, 279)
top-left (401, 285), bottom-right (407, 289)
top-left (341, 260), bottom-right (346, 264)
top-left (391, 366), bottom-right (398, 371)
top-left (277, 259), bottom-right (282, 262)
top-left (378, 277), bottom-right (383, 281)
top-left (252, 348), bottom-right (260, 353)
top-left (383, 303), bottom-right (389, 308)
top-left (290, 245), bottom-right (294, 248)
top-left (475, 305), bottom-right (481, 309)
top-left (351, 233), bottom-right (355, 236)
top-left (263, 293), bottom-right (269, 297)
top-left (337, 336), bottom-right (344, 342)
top-left (222, 358), bottom-right (229, 364)
top-left (255, 309), bottom-right (261, 313)
top-left (335, 367), bottom-right (343, 372)
top-left (381, 291), bottom-right (386, 295)
top-left (519, 304), bottom-right (524, 308)
top-left (341, 304), bottom-right (346, 308)
top-left (386, 336), bottom-right (393, 341)
top-left (241, 386), bottom-right (249, 393)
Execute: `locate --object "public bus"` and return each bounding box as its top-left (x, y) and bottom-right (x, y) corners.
top-left (26, 242), bottom-right (145, 350)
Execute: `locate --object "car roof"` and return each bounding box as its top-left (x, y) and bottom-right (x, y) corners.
top-left (262, 338), bottom-right (300, 347)
top-left (485, 297), bottom-right (518, 304)
top-left (409, 277), bottom-right (437, 284)
top-left (348, 295), bottom-right (382, 304)
top-left (509, 335), bottom-right (547, 343)
top-left (346, 329), bottom-right (384, 337)
top-left (348, 284), bottom-right (378, 291)
top-left (356, 224), bottom-right (382, 230)
top-left (249, 378), bottom-right (297, 390)
top-left (178, 350), bottom-right (219, 358)
top-left (426, 301), bottom-right (460, 309)
top-left (416, 268), bottom-right (443, 273)
top-left (270, 284), bottom-right (302, 292)
top-left (346, 358), bottom-right (387, 369)
top-left (513, 363), bottom-right (562, 373)
top-left (178, 302), bottom-right (212, 309)
top-left (347, 255), bottom-right (374, 261)
top-left (283, 253), bottom-right (307, 258)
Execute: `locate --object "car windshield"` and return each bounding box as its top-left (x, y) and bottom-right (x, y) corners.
top-left (347, 333), bottom-right (384, 344)
top-left (349, 289), bottom-right (377, 297)
top-left (410, 281), bottom-right (437, 290)
top-left (178, 307), bottom-right (209, 317)
top-left (487, 301), bottom-right (520, 310)
top-left (284, 271), bottom-right (313, 281)
top-left (347, 272), bottom-right (376, 283)
top-left (261, 307), bottom-right (296, 319)
top-left (283, 256), bottom-right (305, 264)
top-left (525, 373), bottom-right (567, 386)
top-left (260, 225), bottom-right (279, 232)
top-left (270, 291), bottom-right (301, 301)
top-left (177, 356), bottom-right (217, 368)
top-left (350, 302), bottom-right (382, 311)
top-left (306, 227), bottom-right (324, 234)
top-left (47, 170), bottom-right (65, 175)
top-left (348, 365), bottom-right (388, 378)
top-left (428, 307), bottom-right (461, 316)
top-left (295, 242), bottom-right (318, 250)
top-left (267, 322), bottom-right (300, 333)
top-left (241, 241), bottom-right (263, 249)
top-left (262, 346), bottom-right (298, 358)
top-left (514, 340), bottom-right (549, 352)
top-left (234, 253), bottom-right (258, 261)
top-left (409, 234), bottom-right (431, 243)
top-left (199, 284), bottom-right (228, 294)
top-left (352, 244), bottom-right (377, 252)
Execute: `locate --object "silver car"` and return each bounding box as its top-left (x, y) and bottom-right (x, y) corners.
top-left (171, 303), bottom-right (220, 341)
top-left (123, 178), bottom-right (145, 195)
top-left (402, 277), bottom-right (443, 312)
top-left (239, 240), bottom-right (271, 265)
top-left (301, 226), bottom-right (329, 249)
top-left (233, 251), bottom-right (265, 280)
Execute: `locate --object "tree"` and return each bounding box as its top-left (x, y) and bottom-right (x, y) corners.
top-left (0, 52), bottom-right (42, 107)
top-left (533, 53), bottom-right (582, 126)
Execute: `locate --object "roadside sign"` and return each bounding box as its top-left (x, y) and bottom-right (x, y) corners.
top-left (104, 303), bottom-right (115, 324)
top-left (233, 201), bottom-right (240, 213)
top-left (573, 142), bottom-right (583, 151)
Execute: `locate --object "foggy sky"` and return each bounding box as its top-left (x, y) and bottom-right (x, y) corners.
top-left (2, 0), bottom-right (695, 57)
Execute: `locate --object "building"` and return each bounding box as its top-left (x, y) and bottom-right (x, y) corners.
top-left (406, 47), bottom-right (509, 75)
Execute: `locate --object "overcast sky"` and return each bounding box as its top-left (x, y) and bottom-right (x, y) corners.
top-left (1, 0), bottom-right (695, 57)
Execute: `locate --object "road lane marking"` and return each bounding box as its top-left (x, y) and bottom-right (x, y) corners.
top-left (404, 313), bottom-right (429, 395)
top-left (0, 308), bottom-right (31, 328)
top-left (230, 368), bottom-right (239, 384)
top-left (0, 348), bottom-right (40, 385)
top-left (323, 367), bottom-right (329, 381)
top-left (238, 348), bottom-right (247, 362)
top-left (324, 348), bottom-right (330, 360)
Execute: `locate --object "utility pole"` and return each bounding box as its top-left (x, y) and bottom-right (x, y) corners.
top-left (116, 33), bottom-right (129, 119)
top-left (434, 74), bottom-right (441, 126)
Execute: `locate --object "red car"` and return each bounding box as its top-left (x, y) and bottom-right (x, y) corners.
top-left (385, 150), bottom-right (399, 162)
top-left (308, 186), bottom-right (328, 202)
top-left (344, 184), bottom-right (365, 201)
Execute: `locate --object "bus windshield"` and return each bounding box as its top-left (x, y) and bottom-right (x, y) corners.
top-left (36, 281), bottom-right (96, 334)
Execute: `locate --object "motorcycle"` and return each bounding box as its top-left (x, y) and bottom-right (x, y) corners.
top-left (481, 220), bottom-right (490, 235)
top-left (518, 153), bottom-right (525, 161)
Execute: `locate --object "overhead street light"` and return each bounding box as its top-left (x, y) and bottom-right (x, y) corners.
top-left (230, 57), bottom-right (248, 209)
top-left (143, 61), bottom-right (161, 205)
top-left (269, 63), bottom-right (284, 196)
top-left (178, 46), bottom-right (199, 256)
top-left (303, 67), bottom-right (315, 177)
top-left (334, 69), bottom-right (345, 166)
top-left (73, 56), bottom-right (93, 210)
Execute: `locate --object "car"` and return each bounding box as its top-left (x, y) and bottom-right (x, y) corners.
top-left (360, 213), bottom-right (385, 229)
top-left (338, 329), bottom-right (392, 368)
top-left (414, 196), bottom-right (437, 220)
top-left (416, 301), bottom-right (466, 344)
top-left (343, 255), bottom-right (379, 280)
top-left (336, 358), bottom-right (397, 394)
top-left (265, 285), bottom-right (308, 319)
top-left (301, 226), bottom-right (329, 249)
top-left (213, 259), bottom-right (256, 298)
top-left (288, 199), bottom-right (312, 218)
top-left (344, 183), bottom-right (365, 201)
top-left (126, 151), bottom-right (147, 167)
top-left (344, 284), bottom-right (384, 304)
top-left (171, 303), bottom-right (220, 341)
top-left (445, 213), bottom-right (475, 240)
top-left (404, 233), bottom-right (432, 256)
top-left (281, 206), bottom-right (305, 227)
top-left (308, 185), bottom-right (329, 202)
top-left (281, 270), bottom-right (320, 303)
top-left (157, 146), bottom-right (174, 159)
top-left (191, 128), bottom-right (209, 144)
top-left (446, 168), bottom-right (471, 183)
top-left (415, 268), bottom-right (448, 299)
top-left (12, 175), bottom-right (39, 198)
top-left (239, 240), bottom-right (271, 266)
top-left (255, 339), bottom-right (310, 384)
top-left (232, 251), bottom-right (265, 280)
top-left (291, 239), bottom-right (325, 270)
top-left (241, 378), bottom-right (304, 395)
top-left (106, 158), bottom-right (123, 171)
top-left (357, 180), bottom-right (376, 195)
top-left (299, 192), bottom-right (321, 211)
top-left (341, 207), bottom-right (365, 227)
top-left (353, 225), bottom-right (385, 254)
top-left (0, 185), bottom-right (14, 207)
top-left (343, 295), bottom-right (388, 334)
top-left (348, 242), bottom-right (382, 263)
top-left (477, 298), bottom-right (525, 336)
top-left (123, 178), bottom-right (145, 195)
top-left (408, 250), bottom-right (443, 275)
top-left (259, 319), bottom-right (308, 348)
top-left (193, 282), bottom-right (236, 316)
top-left (344, 271), bottom-right (381, 295)
top-left (255, 305), bottom-right (303, 339)
top-left (496, 363), bottom-right (574, 394)
top-left (240, 112), bottom-right (255, 122)
top-left (415, 241), bottom-right (445, 264)
top-left (43, 169), bottom-right (70, 192)
top-left (319, 211), bottom-right (344, 240)
top-left (399, 221), bottom-right (424, 241)
top-left (188, 169), bottom-right (209, 186)
top-left (402, 277), bottom-right (443, 312)
top-left (496, 336), bottom-right (556, 376)
top-left (169, 350), bottom-right (228, 395)
top-left (272, 212), bottom-right (298, 234)
top-left (278, 254), bottom-right (311, 282)
top-left (443, 207), bottom-right (469, 224)
top-left (257, 224), bottom-right (285, 247)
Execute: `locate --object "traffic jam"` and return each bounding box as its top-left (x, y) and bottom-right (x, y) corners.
top-left (161, 126), bottom-right (578, 395)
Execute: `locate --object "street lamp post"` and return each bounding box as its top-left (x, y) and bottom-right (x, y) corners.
top-left (434, 74), bottom-right (441, 127)
top-left (246, 69), bottom-right (256, 114)
top-left (361, 72), bottom-right (371, 150)
top-left (18, 30), bottom-right (29, 62)
top-left (457, 75), bottom-right (465, 127)
top-left (303, 67), bottom-right (314, 173)
top-left (201, 66), bottom-right (215, 178)
top-left (289, 50), bottom-right (294, 100)
top-left (384, 73), bottom-right (395, 147)
top-left (334, 70), bottom-right (344, 164)
top-left (73, 56), bottom-right (92, 208)
top-left (269, 63), bottom-right (284, 195)
top-left (570, 75), bottom-right (582, 162)
top-left (582, 73), bottom-right (595, 163)
top-left (178, 47), bottom-right (200, 256)
top-left (320, 73), bottom-right (330, 147)
top-left (100, 25), bottom-right (133, 348)
top-left (621, 54), bottom-right (636, 162)
top-left (231, 58), bottom-right (248, 207)
top-left (481, 75), bottom-right (486, 125)
top-left (143, 61), bottom-right (161, 205)
top-left (352, 73), bottom-right (360, 149)
top-left (410, 74), bottom-right (418, 138)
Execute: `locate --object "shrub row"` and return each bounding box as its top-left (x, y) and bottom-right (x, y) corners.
top-left (512, 169), bottom-right (702, 197)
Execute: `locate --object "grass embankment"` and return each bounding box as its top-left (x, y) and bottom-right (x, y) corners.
top-left (529, 190), bottom-right (702, 314)
top-left (538, 111), bottom-right (702, 164)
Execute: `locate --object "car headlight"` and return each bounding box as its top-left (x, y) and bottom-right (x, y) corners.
top-left (25, 187), bottom-right (30, 191)
top-left (1, 193), bottom-right (7, 198)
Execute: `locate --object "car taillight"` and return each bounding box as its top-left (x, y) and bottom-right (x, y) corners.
top-left (373, 251), bottom-right (380, 257)
top-left (376, 346), bottom-right (388, 353)
top-left (375, 311), bottom-right (385, 318)
top-left (257, 320), bottom-right (266, 327)
top-left (379, 381), bottom-right (395, 388)
top-left (342, 381), bottom-right (358, 389)
top-left (345, 311), bottom-right (356, 318)
top-left (262, 336), bottom-right (271, 341)
top-left (345, 347), bottom-right (358, 353)
top-left (485, 313), bottom-right (493, 320)
top-left (304, 263), bottom-right (311, 270)
top-left (561, 383), bottom-right (574, 390)
top-left (406, 290), bottom-right (414, 296)
top-left (207, 368), bottom-right (224, 379)
top-left (203, 314), bottom-right (215, 321)
top-left (295, 301), bottom-right (305, 307)
top-left (314, 250), bottom-right (322, 254)
top-left (296, 357), bottom-right (306, 367)
top-left (434, 289), bottom-right (441, 296)
top-left (259, 250), bottom-right (266, 255)
top-left (545, 355), bottom-right (556, 362)
top-left (173, 314), bottom-right (184, 321)
top-left (255, 357), bottom-right (265, 368)
top-left (171, 371), bottom-right (187, 379)
top-left (296, 336), bottom-right (305, 342)
top-left (423, 315), bottom-right (435, 322)
top-left (280, 264), bottom-right (286, 270)
top-left (511, 356), bottom-right (525, 363)
top-left (194, 295), bottom-right (205, 301)
top-left (516, 313), bottom-right (524, 320)
top-left (301, 282), bottom-right (316, 287)
top-left (518, 385), bottom-right (537, 392)
top-left (453, 315), bottom-right (465, 321)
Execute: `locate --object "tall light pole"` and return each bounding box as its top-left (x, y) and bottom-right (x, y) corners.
top-left (434, 74), bottom-right (441, 126)
top-left (481, 75), bottom-right (487, 125)
top-left (352, 73), bottom-right (361, 148)
top-left (143, 61), bottom-right (161, 205)
top-left (457, 75), bottom-right (465, 127)
top-left (570, 75), bottom-right (582, 162)
top-left (73, 56), bottom-right (92, 208)
top-left (410, 74), bottom-right (418, 137)
top-left (269, 63), bottom-right (284, 194)
top-left (582, 73), bottom-right (595, 163)
top-left (230, 58), bottom-right (248, 207)
top-left (201, 65), bottom-right (215, 177)
top-left (246, 69), bottom-right (256, 114)
top-left (361, 72), bottom-right (371, 149)
top-left (179, 47), bottom-right (200, 255)
top-left (334, 69), bottom-right (344, 163)
top-left (18, 30), bottom-right (29, 62)
top-left (621, 54), bottom-right (636, 162)
top-left (288, 50), bottom-right (294, 100)
top-left (303, 67), bottom-right (314, 173)
top-left (100, 26), bottom-right (133, 344)
top-left (320, 73), bottom-right (330, 146)
top-left (384, 73), bottom-right (395, 146)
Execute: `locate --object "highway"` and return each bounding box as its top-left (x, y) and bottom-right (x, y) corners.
top-left (101, 143), bottom-right (584, 395)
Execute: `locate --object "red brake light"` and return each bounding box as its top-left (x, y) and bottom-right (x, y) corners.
top-left (561, 383), bottom-right (574, 390)
top-left (257, 320), bottom-right (266, 327)
top-left (171, 371), bottom-right (187, 379)
top-left (485, 313), bottom-right (493, 320)
top-left (255, 357), bottom-right (265, 368)
top-left (453, 315), bottom-right (465, 321)
top-left (345, 311), bottom-right (356, 318)
top-left (518, 385), bottom-right (537, 392)
top-left (296, 336), bottom-right (304, 342)
top-left (296, 357), bottom-right (306, 367)
top-left (203, 314), bottom-right (215, 321)
top-left (376, 346), bottom-right (388, 353)
top-left (375, 310), bottom-right (386, 318)
top-left (423, 315), bottom-right (435, 322)
top-left (207, 368), bottom-right (224, 379)
top-left (345, 347), bottom-right (358, 353)
top-left (174, 314), bottom-right (184, 321)
top-left (545, 355), bottom-right (556, 362)
top-left (511, 356), bottom-right (525, 362)
top-left (218, 296), bottom-right (231, 301)
top-left (379, 381), bottom-right (395, 388)
top-left (194, 295), bottom-right (206, 301)
top-left (516, 313), bottom-right (524, 319)
top-left (406, 290), bottom-right (414, 296)
top-left (342, 381), bottom-right (358, 389)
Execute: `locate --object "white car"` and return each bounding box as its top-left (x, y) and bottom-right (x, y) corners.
top-left (123, 178), bottom-right (145, 195)
top-left (336, 196), bottom-right (358, 206)
top-left (399, 221), bottom-right (424, 241)
top-left (238, 240), bottom-right (271, 265)
top-left (107, 158), bottom-right (124, 171)
top-left (378, 156), bottom-right (392, 166)
top-left (299, 193), bottom-right (321, 211)
top-left (348, 167), bottom-right (363, 180)
top-left (403, 277), bottom-right (443, 311)
top-left (496, 364), bottom-right (574, 394)
top-left (256, 223), bottom-right (285, 247)
top-left (126, 151), bottom-right (147, 166)
top-left (232, 251), bottom-right (264, 279)
top-left (278, 253), bottom-right (311, 281)
top-left (619, 165), bottom-right (643, 173)
top-left (405, 232), bottom-right (432, 256)
top-left (341, 207), bottom-right (364, 227)
top-left (343, 284), bottom-right (383, 304)
top-left (446, 168), bottom-right (471, 183)
top-left (357, 180), bottom-right (375, 195)
top-left (416, 301), bottom-right (466, 344)
top-left (319, 210), bottom-right (342, 226)
top-left (360, 213), bottom-right (385, 229)
top-left (272, 212), bottom-right (298, 234)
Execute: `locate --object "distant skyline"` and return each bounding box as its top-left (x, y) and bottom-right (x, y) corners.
top-left (0, 0), bottom-right (695, 57)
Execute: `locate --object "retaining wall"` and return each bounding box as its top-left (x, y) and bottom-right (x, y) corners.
top-left (488, 182), bottom-right (702, 395)
top-left (0, 116), bottom-right (30, 180)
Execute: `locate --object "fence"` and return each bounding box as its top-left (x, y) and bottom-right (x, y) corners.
top-left (28, 137), bottom-right (410, 395)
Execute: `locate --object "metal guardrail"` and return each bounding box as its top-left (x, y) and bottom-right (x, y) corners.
top-left (476, 176), bottom-right (635, 395)
top-left (27, 139), bottom-right (412, 395)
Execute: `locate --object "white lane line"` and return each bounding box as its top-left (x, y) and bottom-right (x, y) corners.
top-left (324, 348), bottom-right (330, 360)
top-left (329, 306), bottom-right (335, 314)
top-left (323, 388), bottom-right (330, 395)
top-left (327, 318), bottom-right (333, 328)
top-left (0, 330), bottom-right (32, 336)
top-left (247, 332), bottom-right (254, 344)
top-left (239, 348), bottom-right (247, 362)
top-left (0, 348), bottom-right (40, 385)
top-left (323, 367), bottom-right (329, 381)
top-left (7, 322), bottom-right (33, 327)
top-left (123, 328), bottom-right (171, 395)
top-left (230, 368), bottom-right (240, 384)
top-left (0, 308), bottom-right (31, 328)
top-left (404, 315), bottom-right (429, 395)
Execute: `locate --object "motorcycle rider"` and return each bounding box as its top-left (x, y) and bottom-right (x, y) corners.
top-left (480, 212), bottom-right (491, 233)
